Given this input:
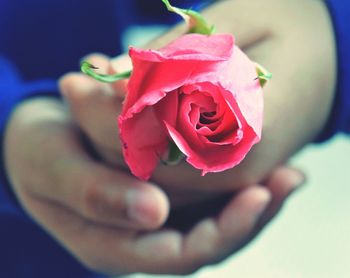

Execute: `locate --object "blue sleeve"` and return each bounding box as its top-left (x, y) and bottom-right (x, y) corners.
top-left (0, 57), bottom-right (107, 278)
top-left (317, 0), bottom-right (350, 141)
top-left (0, 0), bottom-right (123, 276)
top-left (0, 56), bottom-right (58, 212)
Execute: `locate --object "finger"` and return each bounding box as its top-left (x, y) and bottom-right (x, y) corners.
top-left (27, 115), bottom-right (169, 230)
top-left (24, 194), bottom-right (184, 275)
top-left (120, 186), bottom-right (271, 274)
top-left (224, 166), bottom-right (306, 257)
top-left (52, 156), bottom-right (169, 230)
top-left (60, 70), bottom-right (122, 153)
top-left (174, 167), bottom-right (305, 268)
top-left (19, 195), bottom-right (135, 276)
top-left (180, 186), bottom-right (271, 268)
top-left (82, 53), bottom-right (129, 99)
top-left (24, 186), bottom-right (271, 275)
top-left (74, 186), bottom-right (270, 275)
top-left (258, 166), bottom-right (306, 226)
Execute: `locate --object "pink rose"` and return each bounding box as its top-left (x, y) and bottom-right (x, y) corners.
top-left (119, 33), bottom-right (263, 180)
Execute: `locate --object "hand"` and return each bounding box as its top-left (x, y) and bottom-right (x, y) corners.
top-left (61, 0), bottom-right (335, 201)
top-left (4, 97), bottom-right (304, 275)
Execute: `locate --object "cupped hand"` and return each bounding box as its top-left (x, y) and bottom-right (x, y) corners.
top-left (4, 98), bottom-right (169, 231)
top-left (4, 96), bottom-right (304, 275)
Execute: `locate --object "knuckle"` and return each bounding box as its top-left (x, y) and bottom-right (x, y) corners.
top-left (79, 171), bottom-right (123, 220)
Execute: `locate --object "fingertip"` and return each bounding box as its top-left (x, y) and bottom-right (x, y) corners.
top-left (247, 186), bottom-right (272, 217)
top-left (218, 186), bottom-right (271, 236)
top-left (127, 183), bottom-right (170, 229)
top-left (285, 167), bottom-right (307, 192)
top-left (268, 166), bottom-right (306, 198)
top-left (59, 72), bottom-right (83, 96)
top-left (238, 186), bottom-right (272, 215)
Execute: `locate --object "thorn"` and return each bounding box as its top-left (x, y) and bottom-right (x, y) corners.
top-left (89, 64), bottom-right (99, 70)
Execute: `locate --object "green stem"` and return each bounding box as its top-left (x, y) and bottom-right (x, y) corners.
top-left (256, 63), bottom-right (272, 87)
top-left (162, 0), bottom-right (215, 35)
top-left (80, 61), bottom-right (131, 83)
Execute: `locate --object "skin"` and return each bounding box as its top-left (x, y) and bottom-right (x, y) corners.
top-left (3, 0), bottom-right (333, 275)
top-left (4, 97), bottom-right (303, 274)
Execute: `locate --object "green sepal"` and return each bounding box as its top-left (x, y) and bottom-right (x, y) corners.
top-left (80, 61), bottom-right (131, 83)
top-left (162, 0), bottom-right (215, 35)
top-left (256, 63), bottom-right (272, 87)
top-left (162, 141), bottom-right (185, 166)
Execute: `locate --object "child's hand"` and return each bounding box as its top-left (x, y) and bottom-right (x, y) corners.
top-left (4, 97), bottom-right (303, 275)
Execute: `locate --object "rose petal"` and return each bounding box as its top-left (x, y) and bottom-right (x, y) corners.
top-left (154, 89), bottom-right (179, 127)
top-left (122, 34), bottom-right (235, 121)
top-left (164, 120), bottom-right (258, 175)
top-left (130, 34), bottom-right (234, 62)
top-left (218, 46), bottom-right (264, 138)
top-left (119, 106), bottom-right (168, 180)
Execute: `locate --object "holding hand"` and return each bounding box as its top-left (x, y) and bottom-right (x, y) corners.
top-left (4, 96), bottom-right (303, 275)
top-left (4, 0), bottom-right (331, 275)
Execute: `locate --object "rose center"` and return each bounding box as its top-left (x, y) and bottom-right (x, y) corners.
top-left (199, 111), bottom-right (217, 124)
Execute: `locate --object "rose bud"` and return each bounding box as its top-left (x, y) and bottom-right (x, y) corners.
top-left (119, 34), bottom-right (265, 180)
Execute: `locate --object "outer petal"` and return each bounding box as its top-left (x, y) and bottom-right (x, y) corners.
top-left (218, 46), bottom-right (264, 138)
top-left (132, 34), bottom-right (233, 62)
top-left (119, 106), bottom-right (168, 180)
top-left (122, 34), bottom-right (235, 118)
top-left (165, 82), bottom-right (260, 175)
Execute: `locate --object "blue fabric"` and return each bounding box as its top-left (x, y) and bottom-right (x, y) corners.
top-left (0, 0), bottom-right (348, 277)
top-left (317, 0), bottom-right (350, 141)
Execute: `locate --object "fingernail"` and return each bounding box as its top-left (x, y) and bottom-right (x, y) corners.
top-left (127, 188), bottom-right (157, 226)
